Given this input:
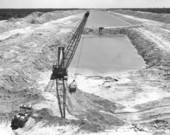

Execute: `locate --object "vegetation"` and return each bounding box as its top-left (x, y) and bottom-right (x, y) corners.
top-left (108, 8), bottom-right (170, 14)
top-left (0, 8), bottom-right (79, 20)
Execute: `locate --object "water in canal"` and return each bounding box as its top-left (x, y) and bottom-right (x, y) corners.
top-left (68, 11), bottom-right (145, 75)
top-left (86, 11), bottom-right (130, 27)
top-left (69, 35), bottom-right (145, 75)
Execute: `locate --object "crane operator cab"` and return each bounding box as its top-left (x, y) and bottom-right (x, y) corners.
top-left (69, 80), bottom-right (77, 93)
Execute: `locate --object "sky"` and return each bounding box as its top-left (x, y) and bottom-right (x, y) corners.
top-left (0, 0), bottom-right (169, 8)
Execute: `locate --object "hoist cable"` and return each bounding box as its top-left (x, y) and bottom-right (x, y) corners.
top-left (74, 36), bottom-right (84, 79)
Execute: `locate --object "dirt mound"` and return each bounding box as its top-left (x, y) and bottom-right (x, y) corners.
top-left (66, 89), bottom-right (124, 131)
top-left (0, 10), bottom-right (82, 34)
top-left (30, 88), bottom-right (123, 132)
top-left (23, 10), bottom-right (82, 24)
top-left (0, 11), bottom-right (82, 114)
top-left (113, 10), bottom-right (170, 24)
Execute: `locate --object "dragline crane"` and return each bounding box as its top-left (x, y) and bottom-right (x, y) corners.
top-left (10, 11), bottom-right (90, 131)
top-left (48, 11), bottom-right (90, 118)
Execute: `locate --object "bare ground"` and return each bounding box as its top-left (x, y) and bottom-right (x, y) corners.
top-left (0, 10), bottom-right (170, 135)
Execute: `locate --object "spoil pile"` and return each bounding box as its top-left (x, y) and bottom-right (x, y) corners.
top-left (113, 10), bottom-right (170, 24)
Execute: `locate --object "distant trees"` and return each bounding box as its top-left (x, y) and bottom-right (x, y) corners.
top-left (108, 8), bottom-right (170, 14)
top-left (128, 8), bottom-right (170, 14)
top-left (0, 8), bottom-right (78, 20)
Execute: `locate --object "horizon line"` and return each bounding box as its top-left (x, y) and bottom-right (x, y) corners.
top-left (0, 7), bottom-right (169, 9)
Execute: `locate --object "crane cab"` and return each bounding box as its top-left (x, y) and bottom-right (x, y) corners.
top-left (69, 80), bottom-right (77, 93)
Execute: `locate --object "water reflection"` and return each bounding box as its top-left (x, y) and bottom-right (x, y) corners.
top-left (69, 35), bottom-right (145, 75)
top-left (86, 11), bottom-right (130, 27)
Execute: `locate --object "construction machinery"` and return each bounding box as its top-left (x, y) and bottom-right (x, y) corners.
top-left (47, 11), bottom-right (90, 118)
top-left (11, 105), bottom-right (33, 130)
top-left (10, 11), bottom-right (90, 130)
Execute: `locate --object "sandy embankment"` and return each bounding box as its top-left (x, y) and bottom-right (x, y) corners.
top-left (111, 9), bottom-right (170, 24)
top-left (81, 13), bottom-right (170, 134)
top-left (0, 10), bottom-right (124, 133)
top-left (1, 10), bottom-right (170, 134)
top-left (0, 10), bottom-right (84, 114)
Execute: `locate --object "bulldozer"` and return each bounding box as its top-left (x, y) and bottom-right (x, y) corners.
top-left (11, 104), bottom-right (33, 130)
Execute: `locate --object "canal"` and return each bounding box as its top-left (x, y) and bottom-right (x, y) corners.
top-left (86, 10), bottom-right (130, 27)
top-left (69, 11), bottom-right (145, 75)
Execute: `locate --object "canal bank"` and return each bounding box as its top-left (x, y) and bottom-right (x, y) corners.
top-left (84, 26), bottom-right (166, 69)
top-left (66, 11), bottom-right (170, 133)
top-left (1, 10), bottom-right (170, 135)
top-left (69, 11), bottom-right (145, 76)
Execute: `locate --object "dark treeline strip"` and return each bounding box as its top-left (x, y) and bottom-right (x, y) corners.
top-left (0, 8), bottom-right (79, 20)
top-left (2, 8), bottom-right (170, 20)
top-left (107, 8), bottom-right (170, 14)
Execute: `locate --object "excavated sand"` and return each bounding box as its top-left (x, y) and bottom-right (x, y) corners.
top-left (1, 10), bottom-right (170, 134)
